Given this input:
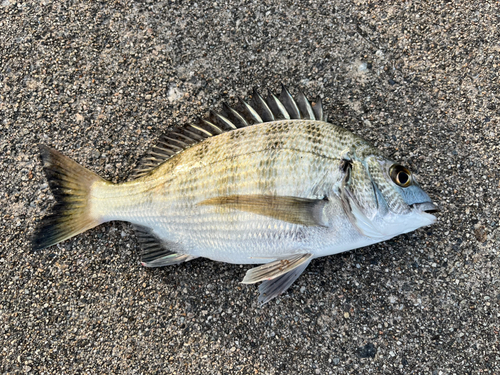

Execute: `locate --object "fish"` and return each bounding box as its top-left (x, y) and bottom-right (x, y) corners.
top-left (32, 85), bottom-right (439, 304)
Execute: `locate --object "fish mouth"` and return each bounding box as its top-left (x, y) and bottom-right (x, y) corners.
top-left (411, 202), bottom-right (440, 213)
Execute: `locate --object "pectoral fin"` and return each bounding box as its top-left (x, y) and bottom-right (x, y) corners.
top-left (198, 195), bottom-right (328, 227)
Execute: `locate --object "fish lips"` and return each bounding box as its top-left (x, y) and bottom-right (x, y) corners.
top-left (411, 201), bottom-right (440, 213)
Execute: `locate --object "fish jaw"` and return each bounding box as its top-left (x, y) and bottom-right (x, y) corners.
top-left (376, 193), bottom-right (439, 237)
top-left (313, 206), bottom-right (437, 259)
top-left (375, 207), bottom-right (437, 238)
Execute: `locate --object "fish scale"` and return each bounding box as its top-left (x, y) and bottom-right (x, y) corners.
top-left (32, 86), bottom-right (438, 304)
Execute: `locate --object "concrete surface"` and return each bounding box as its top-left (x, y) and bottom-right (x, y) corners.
top-left (1, 0), bottom-right (499, 373)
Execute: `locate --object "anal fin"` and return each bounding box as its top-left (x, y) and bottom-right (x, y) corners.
top-left (133, 225), bottom-right (196, 267)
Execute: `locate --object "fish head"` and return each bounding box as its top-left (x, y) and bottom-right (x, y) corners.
top-left (344, 155), bottom-right (439, 238)
top-left (367, 156), bottom-right (438, 235)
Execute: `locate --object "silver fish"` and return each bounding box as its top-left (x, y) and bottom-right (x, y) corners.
top-left (32, 85), bottom-right (438, 304)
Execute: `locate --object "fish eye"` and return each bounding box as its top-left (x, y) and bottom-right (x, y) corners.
top-left (389, 165), bottom-right (412, 187)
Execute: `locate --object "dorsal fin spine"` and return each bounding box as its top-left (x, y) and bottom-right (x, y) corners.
top-left (266, 90), bottom-right (291, 120)
top-left (296, 91), bottom-right (315, 120)
top-left (189, 124), bottom-right (214, 137)
top-left (222, 102), bottom-right (249, 128)
top-left (238, 98), bottom-right (263, 124)
top-left (252, 88), bottom-right (275, 122)
top-left (162, 136), bottom-right (189, 148)
top-left (279, 85), bottom-right (301, 119)
top-left (155, 142), bottom-right (181, 151)
top-left (211, 110), bottom-right (237, 130)
top-left (201, 119), bottom-right (223, 134)
top-left (169, 131), bottom-right (201, 144)
top-left (150, 151), bottom-right (174, 158)
top-left (312, 97), bottom-right (324, 121)
top-left (182, 126), bottom-right (211, 140)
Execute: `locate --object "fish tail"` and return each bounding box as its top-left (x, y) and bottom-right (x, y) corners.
top-left (32, 145), bottom-right (107, 251)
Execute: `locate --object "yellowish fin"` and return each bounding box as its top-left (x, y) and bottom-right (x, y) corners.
top-left (32, 145), bottom-right (106, 251)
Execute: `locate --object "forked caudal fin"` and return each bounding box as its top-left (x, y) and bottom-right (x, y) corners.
top-left (32, 145), bottom-right (107, 251)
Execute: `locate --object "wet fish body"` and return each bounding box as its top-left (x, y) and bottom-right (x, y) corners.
top-left (33, 86), bottom-right (438, 304)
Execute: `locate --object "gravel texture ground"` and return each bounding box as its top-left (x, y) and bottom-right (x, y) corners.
top-left (1, 0), bottom-right (499, 374)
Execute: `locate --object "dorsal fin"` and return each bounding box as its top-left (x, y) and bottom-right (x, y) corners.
top-left (131, 86), bottom-right (327, 179)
